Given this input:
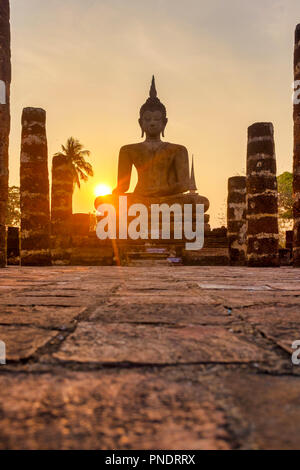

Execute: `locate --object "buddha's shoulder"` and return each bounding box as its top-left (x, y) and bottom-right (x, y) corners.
top-left (121, 142), bottom-right (143, 150)
top-left (165, 142), bottom-right (188, 153)
top-left (119, 142), bottom-right (188, 153)
top-left (119, 143), bottom-right (143, 153)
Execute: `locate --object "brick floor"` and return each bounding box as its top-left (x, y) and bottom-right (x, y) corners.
top-left (0, 266), bottom-right (299, 449)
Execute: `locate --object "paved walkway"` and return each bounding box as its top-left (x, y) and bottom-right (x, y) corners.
top-left (0, 266), bottom-right (299, 449)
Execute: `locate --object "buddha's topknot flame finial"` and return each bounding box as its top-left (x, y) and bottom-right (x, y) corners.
top-left (149, 75), bottom-right (157, 99)
top-left (140, 75), bottom-right (167, 119)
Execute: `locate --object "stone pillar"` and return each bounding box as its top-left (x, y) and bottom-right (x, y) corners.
top-left (227, 176), bottom-right (247, 265)
top-left (286, 230), bottom-right (293, 252)
top-left (293, 24), bottom-right (300, 267)
top-left (0, 1), bottom-right (11, 267)
top-left (20, 108), bottom-right (51, 266)
top-left (246, 122), bottom-right (279, 267)
top-left (7, 226), bottom-right (19, 265)
top-left (50, 155), bottom-right (73, 265)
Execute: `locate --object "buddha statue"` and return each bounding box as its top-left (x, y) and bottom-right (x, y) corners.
top-left (95, 76), bottom-right (210, 231)
top-left (113, 76), bottom-right (192, 199)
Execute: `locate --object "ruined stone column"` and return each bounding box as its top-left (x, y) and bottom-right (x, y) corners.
top-left (246, 122), bottom-right (279, 267)
top-left (286, 230), bottom-right (293, 252)
top-left (227, 176), bottom-right (247, 265)
top-left (293, 24), bottom-right (300, 267)
top-left (20, 108), bottom-right (51, 266)
top-left (0, 1), bottom-right (11, 267)
top-left (50, 155), bottom-right (73, 265)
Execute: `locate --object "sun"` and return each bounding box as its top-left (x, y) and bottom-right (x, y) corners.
top-left (94, 184), bottom-right (112, 197)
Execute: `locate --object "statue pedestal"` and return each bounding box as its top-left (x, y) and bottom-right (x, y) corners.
top-left (94, 192), bottom-right (210, 265)
top-left (94, 192), bottom-right (210, 237)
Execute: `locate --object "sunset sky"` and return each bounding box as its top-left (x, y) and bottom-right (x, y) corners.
top-left (9, 0), bottom-right (300, 226)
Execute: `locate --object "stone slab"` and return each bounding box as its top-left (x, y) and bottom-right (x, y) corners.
top-left (235, 305), bottom-right (300, 354)
top-left (0, 306), bottom-right (86, 330)
top-left (0, 296), bottom-right (88, 306)
top-left (90, 301), bottom-right (233, 325)
top-left (54, 322), bottom-right (277, 365)
top-left (0, 325), bottom-right (58, 361)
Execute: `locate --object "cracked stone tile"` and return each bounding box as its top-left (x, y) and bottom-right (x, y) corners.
top-left (264, 282), bottom-right (300, 291)
top-left (0, 306), bottom-right (86, 329)
top-left (210, 291), bottom-right (300, 308)
top-left (234, 305), bottom-right (300, 355)
top-left (116, 288), bottom-right (194, 297)
top-left (90, 302), bottom-right (233, 325)
top-left (53, 322), bottom-right (278, 365)
top-left (0, 325), bottom-right (58, 361)
top-left (197, 283), bottom-right (273, 291)
top-left (0, 296), bottom-right (87, 307)
top-left (110, 294), bottom-right (222, 305)
top-left (14, 290), bottom-right (93, 297)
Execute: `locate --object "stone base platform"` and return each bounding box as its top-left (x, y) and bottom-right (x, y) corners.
top-left (0, 266), bottom-right (300, 449)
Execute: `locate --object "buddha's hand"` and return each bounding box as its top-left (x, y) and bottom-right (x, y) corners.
top-left (145, 183), bottom-right (187, 197)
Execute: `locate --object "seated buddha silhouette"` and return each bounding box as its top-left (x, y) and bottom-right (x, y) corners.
top-left (113, 76), bottom-right (191, 198)
top-left (95, 76), bottom-right (209, 219)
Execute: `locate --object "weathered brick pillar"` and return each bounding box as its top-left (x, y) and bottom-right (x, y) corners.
top-left (20, 108), bottom-right (51, 266)
top-left (0, 1), bottom-right (11, 267)
top-left (286, 230), bottom-right (293, 252)
top-left (293, 24), bottom-right (300, 267)
top-left (227, 176), bottom-right (247, 265)
top-left (51, 155), bottom-right (73, 265)
top-left (246, 122), bottom-right (279, 267)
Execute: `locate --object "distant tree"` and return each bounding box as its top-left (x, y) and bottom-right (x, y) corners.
top-left (6, 186), bottom-right (20, 227)
top-left (277, 171), bottom-right (293, 219)
top-left (54, 137), bottom-right (94, 190)
top-left (277, 172), bottom-right (293, 247)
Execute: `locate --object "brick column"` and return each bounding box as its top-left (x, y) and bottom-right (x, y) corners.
top-left (0, 0), bottom-right (11, 267)
top-left (246, 122), bottom-right (279, 267)
top-left (286, 230), bottom-right (293, 252)
top-left (50, 155), bottom-right (73, 265)
top-left (20, 108), bottom-right (51, 266)
top-left (293, 24), bottom-right (300, 266)
top-left (227, 176), bottom-right (247, 265)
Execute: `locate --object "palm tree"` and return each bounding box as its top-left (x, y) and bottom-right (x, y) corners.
top-left (54, 137), bottom-right (94, 189)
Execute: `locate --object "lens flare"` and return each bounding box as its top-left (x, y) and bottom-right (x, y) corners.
top-left (94, 184), bottom-right (112, 197)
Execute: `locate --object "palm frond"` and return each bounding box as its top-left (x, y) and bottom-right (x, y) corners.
top-left (54, 137), bottom-right (93, 190)
top-left (54, 151), bottom-right (66, 158)
top-left (72, 166), bottom-right (81, 189)
top-left (77, 168), bottom-right (89, 182)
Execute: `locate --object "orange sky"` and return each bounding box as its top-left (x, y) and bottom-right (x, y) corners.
top-left (9, 0), bottom-right (300, 226)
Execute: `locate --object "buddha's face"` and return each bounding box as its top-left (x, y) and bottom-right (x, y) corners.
top-left (139, 110), bottom-right (167, 138)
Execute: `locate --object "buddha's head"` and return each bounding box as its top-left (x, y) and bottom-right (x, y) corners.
top-left (139, 76), bottom-right (168, 138)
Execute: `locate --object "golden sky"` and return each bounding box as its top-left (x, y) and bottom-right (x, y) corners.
top-left (9, 0), bottom-right (300, 226)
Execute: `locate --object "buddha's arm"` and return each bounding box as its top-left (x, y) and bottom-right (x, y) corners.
top-left (144, 146), bottom-right (190, 197)
top-left (174, 147), bottom-right (190, 193)
top-left (113, 146), bottom-right (132, 194)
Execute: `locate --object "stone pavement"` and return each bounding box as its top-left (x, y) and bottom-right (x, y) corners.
top-left (0, 266), bottom-right (300, 449)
